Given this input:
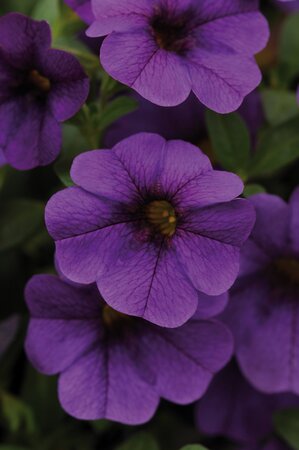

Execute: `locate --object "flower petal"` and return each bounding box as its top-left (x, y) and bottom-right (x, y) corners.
top-left (46, 187), bottom-right (132, 284)
top-left (58, 341), bottom-right (159, 423)
top-left (224, 277), bottom-right (299, 394)
top-left (290, 187), bottom-right (299, 253)
top-left (0, 13), bottom-right (51, 69)
top-left (140, 319), bottom-right (233, 403)
top-left (193, 292), bottom-right (228, 320)
top-left (96, 238), bottom-right (198, 328)
top-left (87, 0), bottom-right (151, 36)
top-left (0, 98), bottom-right (61, 170)
top-left (100, 30), bottom-right (191, 106)
top-left (188, 50), bottom-right (262, 113)
top-left (71, 133), bottom-right (166, 201)
top-left (25, 275), bottom-right (103, 375)
top-left (40, 49), bottom-right (89, 122)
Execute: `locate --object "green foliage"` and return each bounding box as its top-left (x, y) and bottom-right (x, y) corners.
top-left (274, 408), bottom-right (299, 450)
top-left (0, 200), bottom-right (44, 252)
top-left (249, 116), bottom-right (299, 178)
top-left (54, 124), bottom-right (89, 186)
top-left (180, 445), bottom-right (208, 450)
top-left (31, 0), bottom-right (60, 26)
top-left (243, 183), bottom-right (266, 198)
top-left (205, 110), bottom-right (250, 178)
top-left (0, 391), bottom-right (35, 435)
top-left (116, 433), bottom-right (159, 450)
top-left (99, 96), bottom-right (138, 131)
top-left (261, 89), bottom-right (299, 126)
top-left (278, 13), bottom-right (299, 84)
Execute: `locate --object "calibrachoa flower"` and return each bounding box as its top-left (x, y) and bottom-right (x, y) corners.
top-left (195, 360), bottom-right (299, 445)
top-left (223, 188), bottom-right (299, 394)
top-left (64, 0), bottom-right (94, 24)
top-left (0, 13), bottom-right (89, 170)
top-left (104, 93), bottom-right (205, 147)
top-left (87, 0), bottom-right (269, 111)
top-left (25, 274), bottom-right (233, 423)
top-left (0, 315), bottom-right (19, 358)
top-left (46, 133), bottom-right (255, 328)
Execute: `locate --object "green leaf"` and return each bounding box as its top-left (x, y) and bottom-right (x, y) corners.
top-left (243, 184), bottom-right (266, 198)
top-left (278, 13), bottom-right (299, 84)
top-left (205, 110), bottom-right (250, 177)
top-left (0, 0), bottom-right (37, 14)
top-left (0, 446), bottom-right (29, 450)
top-left (274, 408), bottom-right (299, 450)
top-left (32, 0), bottom-right (60, 26)
top-left (0, 199), bottom-right (44, 253)
top-left (261, 89), bottom-right (299, 126)
top-left (180, 445), bottom-right (208, 450)
top-left (99, 96), bottom-right (138, 132)
top-left (0, 391), bottom-right (35, 435)
top-left (249, 116), bottom-right (299, 178)
top-left (116, 432), bottom-right (159, 450)
top-left (54, 124), bottom-right (89, 187)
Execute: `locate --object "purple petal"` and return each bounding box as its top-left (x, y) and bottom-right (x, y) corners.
top-left (64, 0), bottom-right (94, 24)
top-left (188, 50), bottom-right (262, 113)
top-left (196, 361), bottom-right (299, 444)
top-left (40, 49), bottom-right (89, 121)
top-left (96, 238), bottom-right (199, 328)
top-left (224, 277), bottom-right (299, 394)
top-left (249, 194), bottom-right (290, 257)
top-left (0, 98), bottom-right (61, 170)
top-left (0, 13), bottom-right (51, 69)
top-left (58, 342), bottom-right (159, 423)
top-left (71, 133), bottom-right (166, 202)
top-left (193, 292), bottom-right (229, 320)
top-left (100, 30), bottom-right (191, 106)
top-left (46, 187), bottom-right (131, 284)
top-left (290, 187), bottom-right (299, 253)
top-left (171, 169), bottom-right (244, 209)
top-left (197, 12), bottom-right (269, 56)
top-left (87, 0), bottom-right (151, 36)
top-left (140, 319), bottom-right (233, 403)
top-left (25, 275), bottom-right (103, 375)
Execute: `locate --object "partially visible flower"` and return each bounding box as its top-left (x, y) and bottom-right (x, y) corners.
top-left (104, 93), bottom-right (205, 148)
top-left (0, 13), bottom-right (89, 170)
top-left (25, 274), bottom-right (233, 424)
top-left (87, 0), bottom-right (269, 111)
top-left (64, 0), bottom-right (94, 24)
top-left (262, 441), bottom-right (291, 450)
top-left (195, 360), bottom-right (299, 445)
top-left (0, 315), bottom-right (19, 358)
top-left (275, 0), bottom-right (299, 12)
top-left (223, 188), bottom-right (299, 394)
top-left (46, 133), bottom-right (255, 328)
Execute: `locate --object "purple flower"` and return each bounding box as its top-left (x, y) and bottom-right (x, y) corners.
top-left (104, 93), bottom-right (205, 148)
top-left (0, 315), bottom-right (19, 358)
top-left (223, 188), bottom-right (299, 394)
top-left (64, 0), bottom-right (94, 24)
top-left (195, 360), bottom-right (299, 445)
top-left (0, 13), bottom-right (89, 170)
top-left (86, 0), bottom-right (269, 111)
top-left (45, 133), bottom-right (255, 328)
top-left (25, 274), bottom-right (233, 423)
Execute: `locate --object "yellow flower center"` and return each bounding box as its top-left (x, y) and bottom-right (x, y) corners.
top-left (145, 200), bottom-right (177, 237)
top-left (28, 69), bottom-right (51, 92)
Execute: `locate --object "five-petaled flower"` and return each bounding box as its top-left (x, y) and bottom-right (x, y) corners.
top-left (0, 13), bottom-right (89, 170)
top-left (87, 0), bottom-right (269, 111)
top-left (46, 132), bottom-right (255, 328)
top-left (25, 274), bottom-right (233, 423)
top-left (223, 188), bottom-right (299, 394)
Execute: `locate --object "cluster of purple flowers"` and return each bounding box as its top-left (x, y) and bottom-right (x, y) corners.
top-left (1, 0), bottom-right (299, 448)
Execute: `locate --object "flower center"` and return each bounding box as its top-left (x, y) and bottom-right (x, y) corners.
top-left (102, 305), bottom-right (131, 330)
top-left (273, 258), bottom-right (299, 286)
top-left (145, 200), bottom-right (177, 237)
top-left (28, 70), bottom-right (51, 93)
top-left (150, 7), bottom-right (195, 54)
